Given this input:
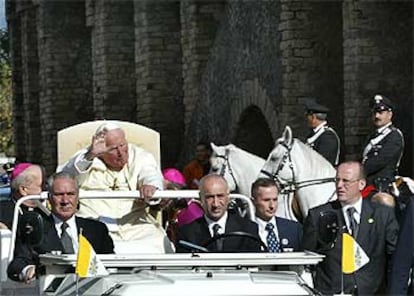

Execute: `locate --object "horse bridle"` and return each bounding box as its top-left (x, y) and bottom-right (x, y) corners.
top-left (260, 142), bottom-right (335, 196)
top-left (214, 149), bottom-right (239, 192)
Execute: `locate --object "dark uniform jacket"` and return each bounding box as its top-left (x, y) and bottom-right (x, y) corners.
top-left (389, 198), bottom-right (414, 295)
top-left (303, 199), bottom-right (399, 295)
top-left (8, 214), bottom-right (114, 281)
top-left (362, 125), bottom-right (404, 190)
top-left (306, 125), bottom-right (340, 167)
top-left (175, 212), bottom-right (262, 253)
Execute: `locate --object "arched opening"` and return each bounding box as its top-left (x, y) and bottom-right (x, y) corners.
top-left (233, 105), bottom-right (274, 159)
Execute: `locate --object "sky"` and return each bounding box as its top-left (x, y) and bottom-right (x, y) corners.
top-left (0, 0), bottom-right (5, 29)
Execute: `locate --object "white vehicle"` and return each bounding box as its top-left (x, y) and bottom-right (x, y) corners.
top-left (0, 121), bottom-right (324, 295)
top-left (1, 191), bottom-right (323, 296)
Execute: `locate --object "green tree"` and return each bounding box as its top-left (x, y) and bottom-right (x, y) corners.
top-left (0, 28), bottom-right (13, 156)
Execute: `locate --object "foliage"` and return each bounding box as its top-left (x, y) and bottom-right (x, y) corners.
top-left (0, 28), bottom-right (13, 156)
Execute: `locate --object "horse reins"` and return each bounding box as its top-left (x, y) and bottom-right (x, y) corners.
top-left (215, 149), bottom-right (239, 193)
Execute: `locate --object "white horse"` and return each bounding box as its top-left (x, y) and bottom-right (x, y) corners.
top-left (260, 126), bottom-right (337, 219)
top-left (210, 143), bottom-right (265, 197)
top-left (210, 143), bottom-right (295, 219)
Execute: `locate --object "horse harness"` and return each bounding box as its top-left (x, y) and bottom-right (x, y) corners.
top-left (260, 141), bottom-right (336, 202)
top-left (214, 148), bottom-right (239, 193)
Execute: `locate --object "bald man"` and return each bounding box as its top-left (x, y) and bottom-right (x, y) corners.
top-left (175, 174), bottom-right (262, 253)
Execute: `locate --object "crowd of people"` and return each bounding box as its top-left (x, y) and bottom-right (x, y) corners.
top-left (0, 93), bottom-right (411, 295)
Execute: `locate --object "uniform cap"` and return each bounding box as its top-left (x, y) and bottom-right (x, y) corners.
top-left (304, 98), bottom-right (329, 114)
top-left (370, 94), bottom-right (394, 112)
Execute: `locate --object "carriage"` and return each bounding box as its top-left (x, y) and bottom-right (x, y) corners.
top-left (0, 121), bottom-right (325, 295)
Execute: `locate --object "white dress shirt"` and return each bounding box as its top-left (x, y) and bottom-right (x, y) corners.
top-left (341, 197), bottom-right (362, 232)
top-left (52, 214), bottom-right (79, 253)
top-left (205, 212), bottom-right (228, 237)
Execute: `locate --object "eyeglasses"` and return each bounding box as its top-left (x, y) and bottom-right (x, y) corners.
top-left (335, 178), bottom-right (360, 188)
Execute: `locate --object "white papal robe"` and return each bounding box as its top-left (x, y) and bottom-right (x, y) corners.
top-left (59, 144), bottom-right (174, 254)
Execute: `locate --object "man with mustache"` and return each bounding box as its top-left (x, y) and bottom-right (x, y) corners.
top-left (362, 94), bottom-right (404, 192)
top-left (8, 172), bottom-right (114, 283)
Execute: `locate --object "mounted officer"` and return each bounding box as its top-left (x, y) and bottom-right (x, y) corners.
top-left (362, 94), bottom-right (404, 192)
top-left (304, 98), bottom-right (340, 167)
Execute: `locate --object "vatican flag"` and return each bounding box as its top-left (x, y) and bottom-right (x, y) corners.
top-left (342, 233), bottom-right (369, 274)
top-left (75, 233), bottom-right (108, 277)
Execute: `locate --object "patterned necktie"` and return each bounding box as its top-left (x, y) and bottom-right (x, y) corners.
top-left (60, 222), bottom-right (75, 254)
top-left (347, 207), bottom-right (358, 237)
top-left (265, 223), bottom-right (281, 253)
top-left (212, 223), bottom-right (223, 252)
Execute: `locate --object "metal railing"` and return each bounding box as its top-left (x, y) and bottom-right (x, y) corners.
top-left (8, 190), bottom-right (255, 262)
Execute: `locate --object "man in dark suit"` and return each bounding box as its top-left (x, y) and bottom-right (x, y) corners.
top-left (8, 171), bottom-right (114, 283)
top-left (175, 174), bottom-right (262, 252)
top-left (251, 178), bottom-right (302, 252)
top-left (304, 97), bottom-right (340, 167)
top-left (389, 197), bottom-right (414, 295)
top-left (302, 161), bottom-right (399, 295)
top-left (362, 94), bottom-right (404, 192)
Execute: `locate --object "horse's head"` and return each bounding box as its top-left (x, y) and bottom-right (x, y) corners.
top-left (259, 126), bottom-right (294, 185)
top-left (209, 143), bottom-right (238, 192)
top-left (260, 126), bottom-right (293, 180)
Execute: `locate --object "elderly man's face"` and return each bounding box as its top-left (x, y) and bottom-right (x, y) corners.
top-left (49, 177), bottom-right (79, 221)
top-left (200, 176), bottom-right (229, 221)
top-left (18, 166), bottom-right (43, 208)
top-left (100, 129), bottom-right (129, 171)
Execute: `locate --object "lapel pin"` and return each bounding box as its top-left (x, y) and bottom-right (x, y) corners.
top-left (281, 238), bottom-right (289, 246)
top-left (368, 218), bottom-right (374, 224)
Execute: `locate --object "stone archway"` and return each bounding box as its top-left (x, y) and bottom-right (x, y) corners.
top-left (229, 78), bottom-right (279, 158)
top-left (233, 105), bottom-right (274, 159)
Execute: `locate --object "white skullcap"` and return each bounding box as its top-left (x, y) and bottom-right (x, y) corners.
top-left (95, 121), bottom-right (122, 135)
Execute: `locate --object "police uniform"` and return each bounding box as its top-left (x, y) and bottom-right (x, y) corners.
top-left (304, 98), bottom-right (340, 166)
top-left (362, 94), bottom-right (404, 191)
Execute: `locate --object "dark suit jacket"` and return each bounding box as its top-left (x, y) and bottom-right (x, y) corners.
top-left (303, 199), bottom-right (399, 295)
top-left (306, 127), bottom-right (340, 166)
top-left (363, 126), bottom-right (404, 187)
top-left (0, 199), bottom-right (15, 229)
top-left (276, 217), bottom-right (302, 251)
top-left (8, 214), bottom-right (114, 281)
top-left (389, 198), bottom-right (414, 295)
top-left (175, 213), bottom-right (262, 253)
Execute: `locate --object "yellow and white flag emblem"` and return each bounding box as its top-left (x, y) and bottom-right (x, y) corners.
top-left (342, 233), bottom-right (369, 274)
top-left (75, 233), bottom-right (108, 277)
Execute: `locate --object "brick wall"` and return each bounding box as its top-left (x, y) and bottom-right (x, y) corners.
top-left (88, 0), bottom-right (135, 120)
top-left (135, 1), bottom-right (183, 167)
top-left (37, 1), bottom-right (92, 171)
top-left (6, 0), bottom-right (414, 176)
top-left (343, 0), bottom-right (412, 175)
